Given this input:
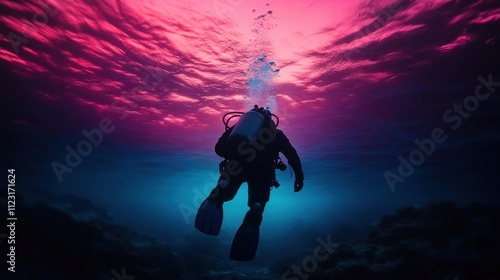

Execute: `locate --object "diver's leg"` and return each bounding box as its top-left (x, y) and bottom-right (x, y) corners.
top-left (245, 176), bottom-right (272, 228)
top-left (247, 174), bottom-right (272, 212)
top-left (209, 173), bottom-right (245, 204)
top-left (230, 176), bottom-right (272, 261)
top-left (195, 173), bottom-right (244, 236)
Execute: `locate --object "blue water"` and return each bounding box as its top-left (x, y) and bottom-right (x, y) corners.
top-left (2, 0), bottom-right (500, 279)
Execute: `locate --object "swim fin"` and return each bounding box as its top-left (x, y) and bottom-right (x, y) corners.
top-left (195, 198), bottom-right (223, 236)
top-left (230, 204), bottom-right (263, 261)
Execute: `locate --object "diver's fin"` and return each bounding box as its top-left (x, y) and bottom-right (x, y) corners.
top-left (194, 198), bottom-right (223, 236)
top-left (230, 223), bottom-right (260, 261)
top-left (230, 206), bottom-right (262, 261)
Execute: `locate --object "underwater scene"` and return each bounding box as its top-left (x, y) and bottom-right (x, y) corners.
top-left (2, 0), bottom-right (500, 279)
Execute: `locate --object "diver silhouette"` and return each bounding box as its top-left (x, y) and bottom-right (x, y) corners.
top-left (195, 105), bottom-right (304, 261)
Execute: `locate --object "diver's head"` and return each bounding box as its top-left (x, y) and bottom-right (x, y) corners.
top-left (251, 104), bottom-right (271, 118)
top-left (251, 104), bottom-right (276, 128)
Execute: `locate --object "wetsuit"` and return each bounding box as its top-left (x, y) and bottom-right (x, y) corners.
top-left (212, 125), bottom-right (304, 209)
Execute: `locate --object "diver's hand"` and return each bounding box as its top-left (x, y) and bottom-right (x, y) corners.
top-left (294, 179), bottom-right (304, 192)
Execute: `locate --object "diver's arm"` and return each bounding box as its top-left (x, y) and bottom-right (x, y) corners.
top-left (277, 131), bottom-right (304, 181)
top-left (215, 127), bottom-right (233, 158)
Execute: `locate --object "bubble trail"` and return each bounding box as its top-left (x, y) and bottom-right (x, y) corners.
top-left (245, 4), bottom-right (279, 111)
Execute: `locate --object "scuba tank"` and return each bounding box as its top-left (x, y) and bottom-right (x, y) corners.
top-left (222, 105), bottom-right (279, 161)
top-left (225, 109), bottom-right (266, 160)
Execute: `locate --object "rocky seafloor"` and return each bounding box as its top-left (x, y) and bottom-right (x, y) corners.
top-left (1, 193), bottom-right (498, 280)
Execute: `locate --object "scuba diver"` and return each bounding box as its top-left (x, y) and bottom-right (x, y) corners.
top-left (195, 105), bottom-right (304, 261)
